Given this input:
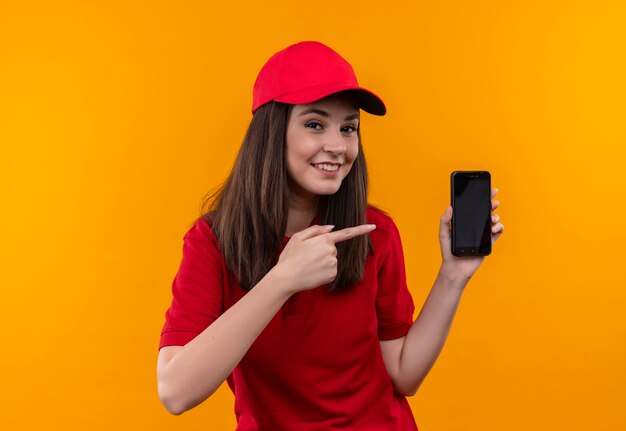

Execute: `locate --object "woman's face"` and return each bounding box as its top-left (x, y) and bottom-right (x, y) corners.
top-left (285, 93), bottom-right (360, 203)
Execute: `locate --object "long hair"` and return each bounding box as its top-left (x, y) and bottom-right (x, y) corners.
top-left (200, 100), bottom-right (372, 291)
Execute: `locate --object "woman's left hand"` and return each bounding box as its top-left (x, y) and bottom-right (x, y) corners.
top-left (438, 187), bottom-right (504, 283)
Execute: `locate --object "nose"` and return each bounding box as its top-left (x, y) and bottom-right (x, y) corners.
top-left (322, 129), bottom-right (347, 154)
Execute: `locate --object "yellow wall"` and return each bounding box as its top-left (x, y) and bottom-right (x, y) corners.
top-left (1, 1), bottom-right (624, 429)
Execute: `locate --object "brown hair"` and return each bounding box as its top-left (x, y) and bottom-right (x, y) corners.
top-left (199, 98), bottom-right (372, 291)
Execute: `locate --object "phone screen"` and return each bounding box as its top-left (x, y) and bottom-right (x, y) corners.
top-left (451, 171), bottom-right (491, 256)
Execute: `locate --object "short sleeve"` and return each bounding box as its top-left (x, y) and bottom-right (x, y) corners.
top-left (375, 215), bottom-right (415, 340)
top-left (159, 218), bottom-right (224, 350)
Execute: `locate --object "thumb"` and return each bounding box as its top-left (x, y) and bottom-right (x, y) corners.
top-left (439, 205), bottom-right (452, 239)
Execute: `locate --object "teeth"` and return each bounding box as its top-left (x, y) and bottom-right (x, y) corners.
top-left (313, 163), bottom-right (339, 172)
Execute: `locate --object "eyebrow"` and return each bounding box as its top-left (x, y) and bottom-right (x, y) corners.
top-left (297, 108), bottom-right (359, 121)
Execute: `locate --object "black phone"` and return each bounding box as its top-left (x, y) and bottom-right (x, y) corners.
top-left (450, 171), bottom-right (492, 257)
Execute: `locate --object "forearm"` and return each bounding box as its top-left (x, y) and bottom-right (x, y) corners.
top-left (397, 269), bottom-right (469, 395)
top-left (158, 268), bottom-right (292, 414)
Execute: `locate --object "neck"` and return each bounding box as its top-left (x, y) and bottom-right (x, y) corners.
top-left (285, 192), bottom-right (318, 237)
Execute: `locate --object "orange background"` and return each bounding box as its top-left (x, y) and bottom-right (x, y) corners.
top-left (1, 1), bottom-right (625, 429)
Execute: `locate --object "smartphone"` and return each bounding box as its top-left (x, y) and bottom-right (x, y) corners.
top-left (450, 171), bottom-right (492, 257)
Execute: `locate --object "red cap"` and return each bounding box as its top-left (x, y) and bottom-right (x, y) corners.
top-left (252, 41), bottom-right (386, 116)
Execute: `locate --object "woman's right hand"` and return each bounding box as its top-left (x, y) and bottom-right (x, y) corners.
top-left (159, 224), bottom-right (381, 414)
top-left (157, 222), bottom-right (374, 415)
top-left (274, 224), bottom-right (376, 293)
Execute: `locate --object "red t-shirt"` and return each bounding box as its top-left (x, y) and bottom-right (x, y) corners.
top-left (159, 207), bottom-right (418, 430)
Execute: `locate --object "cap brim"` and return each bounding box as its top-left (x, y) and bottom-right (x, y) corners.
top-left (274, 84), bottom-right (386, 116)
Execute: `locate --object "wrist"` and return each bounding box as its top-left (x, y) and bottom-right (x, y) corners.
top-left (265, 265), bottom-right (297, 299)
top-left (438, 265), bottom-right (471, 291)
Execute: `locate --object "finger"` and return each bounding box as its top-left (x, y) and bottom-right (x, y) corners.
top-left (440, 205), bottom-right (452, 237)
top-left (442, 205), bottom-right (452, 223)
top-left (293, 224), bottom-right (335, 241)
top-left (493, 227), bottom-right (503, 243)
top-left (491, 214), bottom-right (500, 224)
top-left (326, 224), bottom-right (376, 244)
top-left (491, 222), bottom-right (504, 233)
top-left (492, 199), bottom-right (499, 210)
top-left (491, 187), bottom-right (498, 199)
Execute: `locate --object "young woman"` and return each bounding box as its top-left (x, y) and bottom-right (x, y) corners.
top-left (156, 41), bottom-right (504, 430)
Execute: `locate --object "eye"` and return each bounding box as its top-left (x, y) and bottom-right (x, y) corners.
top-left (305, 121), bottom-right (323, 130)
top-left (342, 124), bottom-right (358, 134)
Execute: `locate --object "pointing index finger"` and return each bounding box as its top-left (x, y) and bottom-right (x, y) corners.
top-left (326, 224), bottom-right (376, 244)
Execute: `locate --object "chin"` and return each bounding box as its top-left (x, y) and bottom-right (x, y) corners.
top-left (290, 174), bottom-right (345, 198)
top-left (313, 184), bottom-right (343, 196)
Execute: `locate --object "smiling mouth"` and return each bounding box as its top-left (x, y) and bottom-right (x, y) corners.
top-left (311, 163), bottom-right (340, 172)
